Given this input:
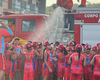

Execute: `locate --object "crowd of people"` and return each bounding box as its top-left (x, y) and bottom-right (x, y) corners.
top-left (0, 22), bottom-right (100, 80)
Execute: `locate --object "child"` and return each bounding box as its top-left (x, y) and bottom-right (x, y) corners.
top-left (32, 42), bottom-right (42, 80)
top-left (90, 45), bottom-right (100, 80)
top-left (43, 41), bottom-right (53, 80)
top-left (68, 44), bottom-right (86, 80)
top-left (5, 43), bottom-right (11, 80)
top-left (65, 47), bottom-right (74, 80)
top-left (10, 37), bottom-right (23, 80)
top-left (92, 46), bottom-right (98, 56)
top-left (9, 47), bottom-right (18, 80)
top-left (37, 42), bottom-right (43, 80)
top-left (84, 44), bottom-right (93, 80)
top-left (23, 43), bottom-right (34, 80)
top-left (56, 44), bottom-right (67, 80)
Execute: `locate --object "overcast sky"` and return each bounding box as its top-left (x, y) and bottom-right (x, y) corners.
top-left (46, 0), bottom-right (100, 7)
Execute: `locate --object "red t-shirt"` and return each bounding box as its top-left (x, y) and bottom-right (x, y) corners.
top-left (24, 51), bottom-right (34, 73)
top-left (84, 53), bottom-right (93, 73)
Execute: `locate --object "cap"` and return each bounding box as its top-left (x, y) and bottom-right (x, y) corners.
top-left (68, 41), bottom-right (75, 46)
top-left (44, 41), bottom-right (53, 46)
top-left (67, 47), bottom-right (74, 51)
top-left (85, 44), bottom-right (91, 49)
top-left (75, 44), bottom-right (82, 51)
top-left (57, 44), bottom-right (65, 50)
top-left (97, 45), bottom-right (100, 51)
top-left (32, 42), bottom-right (39, 48)
top-left (92, 46), bottom-right (97, 51)
top-left (26, 43), bottom-right (32, 49)
top-left (97, 43), bottom-right (100, 47)
top-left (15, 37), bottom-right (20, 41)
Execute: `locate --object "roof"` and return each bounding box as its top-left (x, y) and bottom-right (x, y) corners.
top-left (0, 14), bottom-right (49, 19)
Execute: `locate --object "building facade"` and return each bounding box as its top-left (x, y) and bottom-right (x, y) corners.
top-left (0, 0), bottom-right (46, 14)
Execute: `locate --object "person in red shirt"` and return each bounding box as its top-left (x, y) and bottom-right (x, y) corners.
top-left (9, 47), bottom-right (18, 80)
top-left (92, 46), bottom-right (98, 56)
top-left (42, 41), bottom-right (53, 80)
top-left (77, 0), bottom-right (86, 7)
top-left (32, 42), bottom-right (42, 80)
top-left (4, 43), bottom-right (11, 80)
top-left (23, 43), bottom-right (34, 80)
top-left (0, 22), bottom-right (13, 80)
top-left (56, 44), bottom-right (67, 80)
top-left (68, 44), bottom-right (86, 80)
top-left (84, 44), bottom-right (93, 80)
top-left (37, 42), bottom-right (43, 80)
top-left (90, 45), bottom-right (100, 80)
top-left (56, 0), bottom-right (73, 11)
top-left (65, 47), bottom-right (74, 80)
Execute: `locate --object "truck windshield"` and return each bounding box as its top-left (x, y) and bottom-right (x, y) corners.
top-left (22, 20), bottom-right (36, 32)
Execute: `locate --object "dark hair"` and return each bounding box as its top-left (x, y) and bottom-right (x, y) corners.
top-left (39, 42), bottom-right (42, 46)
top-left (72, 41), bottom-right (76, 46)
top-left (64, 48), bottom-right (68, 55)
top-left (8, 20), bottom-right (13, 23)
top-left (10, 47), bottom-right (16, 51)
top-left (43, 48), bottom-right (47, 62)
top-left (77, 48), bottom-right (81, 60)
top-left (28, 41), bottom-right (32, 43)
top-left (55, 41), bottom-right (60, 46)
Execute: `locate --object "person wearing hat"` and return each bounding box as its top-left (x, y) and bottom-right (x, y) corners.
top-left (42, 41), bottom-right (54, 80)
top-left (32, 42), bottom-right (42, 80)
top-left (84, 44), bottom-right (93, 80)
top-left (68, 44), bottom-right (86, 80)
top-left (90, 45), bottom-right (100, 80)
top-left (10, 37), bottom-right (23, 80)
top-left (0, 22), bottom-right (13, 80)
top-left (65, 47), bottom-right (74, 80)
top-left (56, 44), bottom-right (67, 80)
top-left (92, 46), bottom-right (98, 56)
top-left (23, 43), bottom-right (34, 80)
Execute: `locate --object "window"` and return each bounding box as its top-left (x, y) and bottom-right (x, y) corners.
top-left (22, 20), bottom-right (36, 32)
top-left (30, 4), bottom-right (35, 11)
top-left (0, 0), bottom-right (2, 7)
top-left (12, 0), bottom-right (15, 10)
top-left (20, 1), bottom-right (26, 10)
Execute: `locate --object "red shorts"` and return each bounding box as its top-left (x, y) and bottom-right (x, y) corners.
top-left (43, 68), bottom-right (53, 77)
top-left (84, 72), bottom-right (92, 79)
top-left (93, 74), bottom-right (100, 80)
top-left (57, 63), bottom-right (65, 78)
top-left (23, 72), bottom-right (33, 80)
top-left (0, 53), bottom-right (6, 70)
top-left (63, 2), bottom-right (73, 9)
top-left (9, 71), bottom-right (16, 78)
top-left (5, 65), bottom-right (10, 75)
top-left (70, 73), bottom-right (83, 80)
top-left (17, 59), bottom-right (23, 70)
top-left (65, 68), bottom-right (70, 80)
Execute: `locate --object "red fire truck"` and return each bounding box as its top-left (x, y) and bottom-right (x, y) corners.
top-left (0, 7), bottom-right (100, 46)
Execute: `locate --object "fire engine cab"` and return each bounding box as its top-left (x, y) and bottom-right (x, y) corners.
top-left (0, 7), bottom-right (100, 46)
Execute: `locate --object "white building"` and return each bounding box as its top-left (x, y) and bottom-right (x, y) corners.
top-left (0, 0), bottom-right (46, 14)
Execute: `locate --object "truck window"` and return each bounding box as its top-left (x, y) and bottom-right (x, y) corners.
top-left (22, 20), bottom-right (36, 32)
